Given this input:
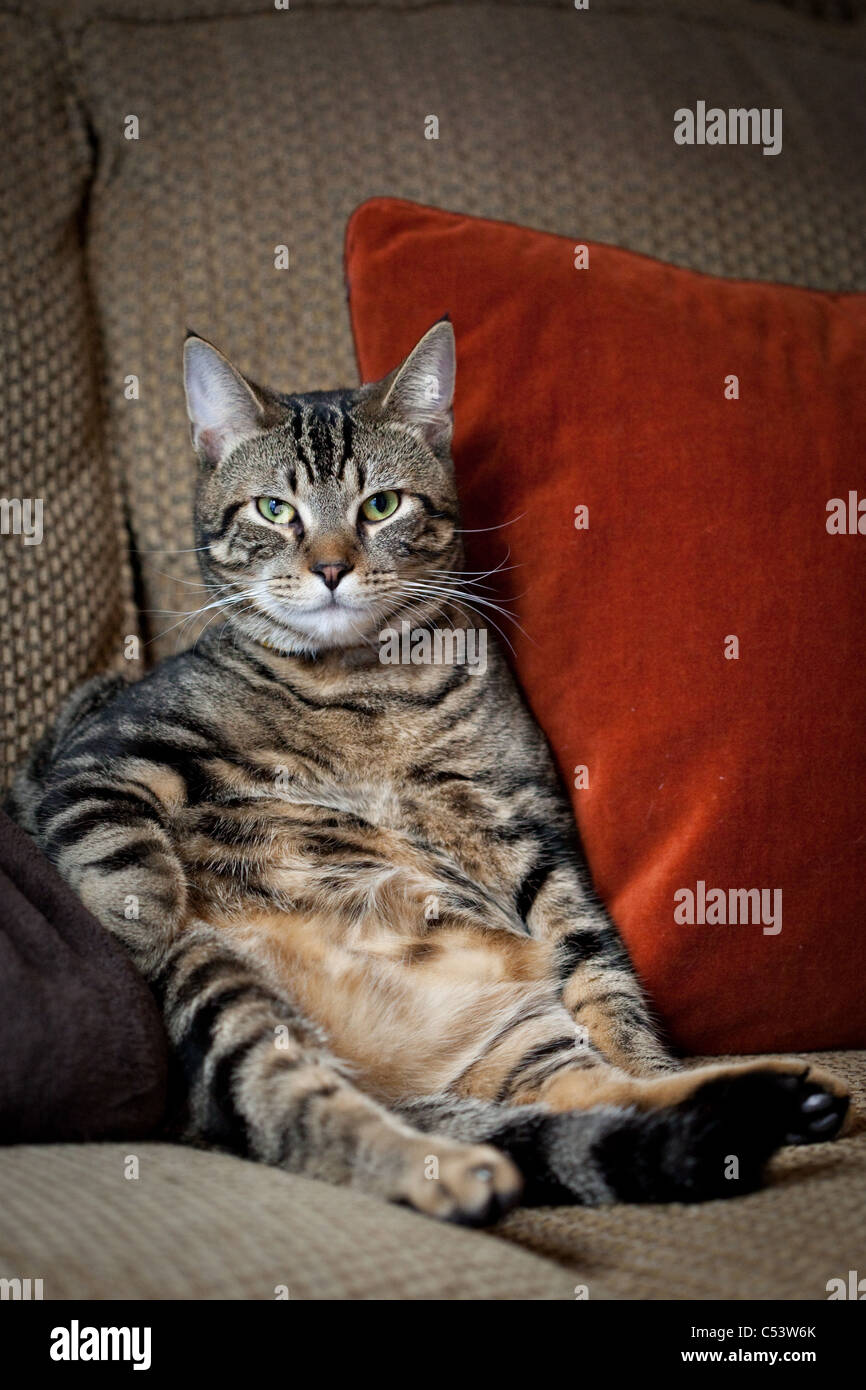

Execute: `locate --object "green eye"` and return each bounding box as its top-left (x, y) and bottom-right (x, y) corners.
top-left (257, 497), bottom-right (296, 525)
top-left (361, 490), bottom-right (400, 523)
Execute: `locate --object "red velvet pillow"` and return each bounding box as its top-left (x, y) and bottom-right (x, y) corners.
top-left (345, 197), bottom-right (866, 1055)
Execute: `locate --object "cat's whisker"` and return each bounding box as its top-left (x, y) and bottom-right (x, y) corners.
top-left (400, 579), bottom-right (528, 629)
top-left (429, 571), bottom-right (519, 595)
top-left (191, 594), bottom-right (255, 647)
top-left (148, 589), bottom-right (261, 645)
top-left (403, 586), bottom-right (527, 652)
top-left (145, 589), bottom-right (261, 619)
top-left (451, 514), bottom-right (525, 535)
top-left (189, 596), bottom-right (246, 653)
top-left (437, 548), bottom-right (520, 583)
top-left (143, 566), bottom-right (238, 592)
top-left (133, 544), bottom-right (213, 555)
top-left (384, 593), bottom-right (466, 646)
top-left (220, 599), bottom-right (261, 647)
top-left (393, 583), bottom-right (522, 655)
top-left (404, 576), bottom-right (527, 613)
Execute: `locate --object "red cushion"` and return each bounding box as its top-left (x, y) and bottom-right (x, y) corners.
top-left (345, 197), bottom-right (866, 1055)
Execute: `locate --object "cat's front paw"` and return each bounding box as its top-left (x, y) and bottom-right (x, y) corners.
top-left (394, 1140), bottom-right (523, 1226)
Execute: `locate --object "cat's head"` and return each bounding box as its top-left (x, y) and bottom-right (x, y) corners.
top-left (183, 321), bottom-right (461, 655)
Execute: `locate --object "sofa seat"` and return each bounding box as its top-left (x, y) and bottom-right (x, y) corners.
top-left (1, 1050), bottom-right (862, 1300)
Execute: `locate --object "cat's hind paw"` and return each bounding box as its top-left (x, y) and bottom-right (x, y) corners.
top-left (589, 1066), bottom-right (849, 1205)
top-left (775, 1070), bottom-right (850, 1145)
top-left (393, 1141), bottom-right (523, 1226)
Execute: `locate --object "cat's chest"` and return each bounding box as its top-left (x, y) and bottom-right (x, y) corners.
top-left (285, 766), bottom-right (407, 831)
top-left (224, 730), bottom-right (507, 888)
top-left (255, 705), bottom-right (485, 834)
top-left (261, 755), bottom-right (483, 842)
top-left (179, 704), bottom-right (522, 928)
top-left (193, 676), bottom-right (521, 893)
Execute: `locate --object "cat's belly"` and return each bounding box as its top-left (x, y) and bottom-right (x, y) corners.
top-left (178, 796), bottom-right (561, 1099)
top-left (204, 904), bottom-right (559, 1102)
top-left (179, 795), bottom-right (525, 936)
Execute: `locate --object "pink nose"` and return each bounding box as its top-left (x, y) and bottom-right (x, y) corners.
top-left (311, 561), bottom-right (353, 592)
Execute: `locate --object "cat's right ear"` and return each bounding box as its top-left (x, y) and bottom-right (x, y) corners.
top-left (183, 334), bottom-right (266, 467)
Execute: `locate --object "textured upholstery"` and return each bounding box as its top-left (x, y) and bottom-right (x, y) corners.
top-left (0, 1050), bottom-right (862, 1300)
top-left (0, 11), bottom-right (138, 788)
top-left (0, 1141), bottom-right (573, 1300)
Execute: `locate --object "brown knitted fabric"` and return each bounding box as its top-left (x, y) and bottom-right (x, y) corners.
top-left (14, 1), bottom-right (866, 25)
top-left (51, 0), bottom-right (866, 657)
top-left (0, 12), bottom-right (139, 790)
top-left (0, 1141), bottom-right (573, 1300)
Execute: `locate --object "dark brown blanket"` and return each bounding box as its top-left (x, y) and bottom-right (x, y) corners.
top-left (0, 808), bottom-right (167, 1142)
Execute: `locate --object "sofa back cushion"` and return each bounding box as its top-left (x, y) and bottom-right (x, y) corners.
top-left (0, 13), bottom-right (138, 789)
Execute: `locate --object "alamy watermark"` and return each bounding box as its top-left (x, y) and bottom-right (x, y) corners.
top-left (0, 497), bottom-right (43, 545)
top-left (379, 620), bottom-right (487, 676)
top-left (827, 1270), bottom-right (866, 1299)
top-left (49, 1322), bottom-right (151, 1371)
top-left (674, 103), bottom-right (782, 157)
top-left (826, 491), bottom-right (865, 534)
top-left (674, 880), bottom-right (782, 935)
top-left (0, 1277), bottom-right (43, 1299)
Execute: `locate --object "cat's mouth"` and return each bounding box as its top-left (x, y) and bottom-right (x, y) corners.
top-left (244, 581), bottom-right (385, 651)
top-left (228, 576), bottom-right (444, 654)
top-left (309, 592), bottom-right (356, 610)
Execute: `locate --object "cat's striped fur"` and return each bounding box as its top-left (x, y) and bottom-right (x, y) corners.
top-left (11, 322), bottom-right (849, 1222)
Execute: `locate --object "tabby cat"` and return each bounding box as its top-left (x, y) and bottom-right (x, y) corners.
top-left (12, 321), bottom-right (849, 1223)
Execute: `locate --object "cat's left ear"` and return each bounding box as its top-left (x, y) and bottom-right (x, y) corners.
top-left (377, 319), bottom-right (456, 454)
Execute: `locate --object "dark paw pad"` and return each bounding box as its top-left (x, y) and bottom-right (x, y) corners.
top-left (778, 1077), bottom-right (849, 1145)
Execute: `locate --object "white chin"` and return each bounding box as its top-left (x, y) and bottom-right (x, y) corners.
top-left (264, 600), bottom-right (374, 650)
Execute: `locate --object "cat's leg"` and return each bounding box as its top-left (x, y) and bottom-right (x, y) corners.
top-left (534, 1055), bottom-right (850, 1146)
top-left (518, 854), bottom-right (678, 1076)
top-left (397, 1075), bottom-right (840, 1205)
top-left (151, 922), bottom-right (522, 1221)
top-left (31, 770), bottom-right (520, 1222)
top-left (32, 761), bottom-right (190, 976)
top-left (519, 854), bottom-right (849, 1129)
top-left (450, 991), bottom-right (849, 1145)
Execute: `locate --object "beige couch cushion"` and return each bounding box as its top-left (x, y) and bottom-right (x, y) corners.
top-left (0, 1140), bottom-right (571, 1300)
